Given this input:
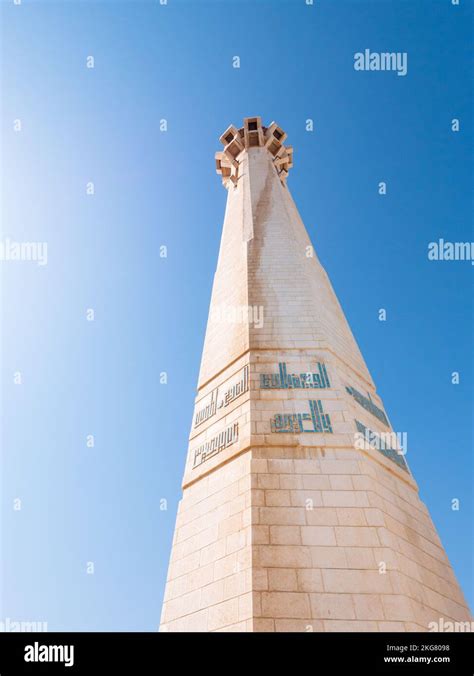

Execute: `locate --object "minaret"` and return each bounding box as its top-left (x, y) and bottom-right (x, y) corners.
top-left (160, 117), bottom-right (471, 632)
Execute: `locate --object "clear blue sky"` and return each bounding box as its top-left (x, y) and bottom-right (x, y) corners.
top-left (1, 0), bottom-right (472, 630)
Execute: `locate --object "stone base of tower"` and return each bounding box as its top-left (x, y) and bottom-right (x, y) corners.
top-left (160, 447), bottom-right (471, 632)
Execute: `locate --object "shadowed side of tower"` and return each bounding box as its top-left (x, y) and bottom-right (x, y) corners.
top-left (160, 117), bottom-right (471, 632)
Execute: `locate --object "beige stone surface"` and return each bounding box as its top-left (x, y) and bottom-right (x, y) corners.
top-left (160, 117), bottom-right (471, 632)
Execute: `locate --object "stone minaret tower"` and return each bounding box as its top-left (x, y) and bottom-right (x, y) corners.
top-left (160, 117), bottom-right (471, 632)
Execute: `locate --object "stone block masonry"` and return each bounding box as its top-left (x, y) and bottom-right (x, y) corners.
top-left (160, 117), bottom-right (471, 632)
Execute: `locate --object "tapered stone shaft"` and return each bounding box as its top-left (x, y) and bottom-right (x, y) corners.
top-left (160, 117), bottom-right (471, 632)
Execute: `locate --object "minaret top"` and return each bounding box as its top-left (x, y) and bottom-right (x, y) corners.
top-left (215, 116), bottom-right (293, 188)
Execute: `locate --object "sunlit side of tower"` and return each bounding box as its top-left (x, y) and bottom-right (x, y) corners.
top-left (160, 117), bottom-right (471, 632)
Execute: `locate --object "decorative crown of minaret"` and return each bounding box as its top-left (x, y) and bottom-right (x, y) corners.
top-left (215, 116), bottom-right (293, 188)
